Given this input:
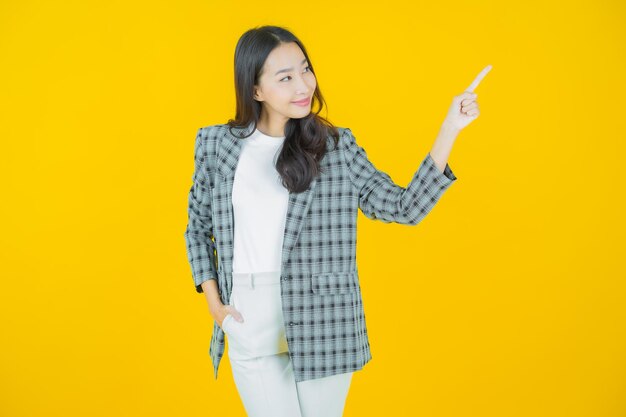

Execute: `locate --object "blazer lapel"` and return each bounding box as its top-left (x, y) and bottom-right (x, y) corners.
top-left (217, 124), bottom-right (319, 275)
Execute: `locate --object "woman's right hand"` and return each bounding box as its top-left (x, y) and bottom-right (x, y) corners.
top-left (213, 302), bottom-right (244, 329)
top-left (200, 280), bottom-right (244, 329)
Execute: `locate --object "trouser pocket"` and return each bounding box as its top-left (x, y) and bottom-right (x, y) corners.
top-left (225, 276), bottom-right (289, 360)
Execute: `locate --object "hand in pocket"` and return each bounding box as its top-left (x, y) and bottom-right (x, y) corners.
top-left (219, 303), bottom-right (244, 330)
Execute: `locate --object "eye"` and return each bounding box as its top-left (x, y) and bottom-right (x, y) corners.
top-left (280, 66), bottom-right (312, 82)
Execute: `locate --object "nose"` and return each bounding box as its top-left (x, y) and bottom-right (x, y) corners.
top-left (294, 75), bottom-right (312, 95)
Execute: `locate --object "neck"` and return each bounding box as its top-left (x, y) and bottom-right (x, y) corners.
top-left (257, 113), bottom-right (288, 137)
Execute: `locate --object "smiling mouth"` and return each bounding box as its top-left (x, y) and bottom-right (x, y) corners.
top-left (292, 97), bottom-right (311, 105)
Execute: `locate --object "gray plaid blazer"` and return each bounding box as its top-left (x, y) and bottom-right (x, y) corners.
top-left (184, 123), bottom-right (457, 382)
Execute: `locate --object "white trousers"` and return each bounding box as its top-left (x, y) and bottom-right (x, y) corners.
top-left (222, 271), bottom-right (353, 417)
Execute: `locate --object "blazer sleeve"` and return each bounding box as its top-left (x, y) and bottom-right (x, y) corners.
top-left (184, 127), bottom-right (218, 293)
top-left (340, 127), bottom-right (457, 225)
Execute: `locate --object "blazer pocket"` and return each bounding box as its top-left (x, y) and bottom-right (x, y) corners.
top-left (311, 271), bottom-right (359, 295)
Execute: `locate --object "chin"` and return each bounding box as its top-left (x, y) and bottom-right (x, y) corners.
top-left (287, 109), bottom-right (311, 119)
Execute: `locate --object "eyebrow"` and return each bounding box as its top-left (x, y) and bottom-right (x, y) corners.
top-left (274, 58), bottom-right (308, 76)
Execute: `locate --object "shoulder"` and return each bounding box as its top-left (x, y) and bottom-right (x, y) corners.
top-left (193, 124), bottom-right (229, 173)
top-left (195, 124), bottom-right (232, 153)
top-left (312, 126), bottom-right (357, 155)
top-left (326, 126), bottom-right (353, 149)
top-left (335, 126), bottom-right (357, 142)
top-left (196, 123), bottom-right (229, 141)
top-left (333, 126), bottom-right (351, 137)
top-left (332, 126), bottom-right (359, 154)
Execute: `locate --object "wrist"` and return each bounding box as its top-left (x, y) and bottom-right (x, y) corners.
top-left (439, 122), bottom-right (460, 139)
top-left (207, 296), bottom-right (224, 313)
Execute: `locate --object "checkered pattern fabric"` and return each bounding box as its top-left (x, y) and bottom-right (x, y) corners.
top-left (184, 124), bottom-right (457, 382)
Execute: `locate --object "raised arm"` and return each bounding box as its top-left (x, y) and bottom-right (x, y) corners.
top-left (341, 128), bottom-right (457, 225)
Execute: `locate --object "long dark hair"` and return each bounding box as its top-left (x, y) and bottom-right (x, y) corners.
top-left (226, 25), bottom-right (340, 193)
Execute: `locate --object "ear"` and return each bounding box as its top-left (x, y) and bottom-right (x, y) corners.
top-left (253, 86), bottom-right (263, 102)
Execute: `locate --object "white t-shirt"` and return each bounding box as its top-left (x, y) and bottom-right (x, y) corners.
top-left (231, 126), bottom-right (288, 274)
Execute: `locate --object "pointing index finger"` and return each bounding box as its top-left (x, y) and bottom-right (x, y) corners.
top-left (465, 64), bottom-right (492, 93)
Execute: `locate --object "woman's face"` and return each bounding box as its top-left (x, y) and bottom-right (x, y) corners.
top-left (254, 42), bottom-right (317, 123)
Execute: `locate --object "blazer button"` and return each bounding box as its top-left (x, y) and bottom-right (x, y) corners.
top-left (289, 322), bottom-right (295, 326)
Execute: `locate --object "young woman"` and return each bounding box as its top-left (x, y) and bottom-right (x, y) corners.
top-left (184, 25), bottom-right (489, 417)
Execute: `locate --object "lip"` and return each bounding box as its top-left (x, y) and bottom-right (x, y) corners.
top-left (291, 97), bottom-right (311, 106)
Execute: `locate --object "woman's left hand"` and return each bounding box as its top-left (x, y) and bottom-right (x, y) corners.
top-left (442, 65), bottom-right (492, 131)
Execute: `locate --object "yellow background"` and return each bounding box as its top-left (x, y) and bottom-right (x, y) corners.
top-left (1, 1), bottom-right (624, 416)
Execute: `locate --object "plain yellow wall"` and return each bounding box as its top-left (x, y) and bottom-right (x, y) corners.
top-left (1, 1), bottom-right (624, 416)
